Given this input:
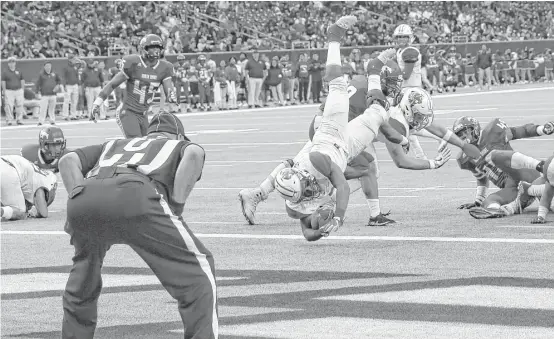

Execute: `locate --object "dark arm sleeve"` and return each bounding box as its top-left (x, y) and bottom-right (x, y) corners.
top-left (510, 124), bottom-right (539, 140)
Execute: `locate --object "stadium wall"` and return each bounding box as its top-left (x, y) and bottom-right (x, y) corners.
top-left (2, 40), bottom-right (552, 82)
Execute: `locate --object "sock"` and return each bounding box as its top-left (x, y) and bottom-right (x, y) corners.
top-left (367, 199), bottom-right (381, 218)
top-left (501, 202), bottom-right (517, 215)
top-left (326, 42), bottom-right (341, 67)
top-left (510, 152), bottom-right (540, 170)
top-left (528, 184), bottom-right (545, 198)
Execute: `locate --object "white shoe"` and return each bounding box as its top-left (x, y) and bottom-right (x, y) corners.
top-left (238, 187), bottom-right (266, 225)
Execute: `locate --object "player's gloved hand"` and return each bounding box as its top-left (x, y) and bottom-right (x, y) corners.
top-left (167, 88), bottom-right (177, 103)
top-left (543, 122), bottom-right (554, 135)
top-left (430, 145), bottom-right (452, 169)
top-left (90, 97), bottom-right (103, 123)
top-left (319, 216), bottom-right (343, 236)
top-left (530, 216), bottom-right (548, 224)
top-left (377, 48), bottom-right (397, 63)
top-left (458, 202), bottom-right (480, 209)
top-left (366, 89), bottom-right (389, 110)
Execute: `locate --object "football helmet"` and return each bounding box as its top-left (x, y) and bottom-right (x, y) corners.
top-left (275, 167), bottom-right (322, 204)
top-left (39, 126), bottom-right (66, 160)
top-left (398, 88), bottom-right (434, 131)
top-left (393, 24), bottom-right (413, 47)
top-left (139, 34), bottom-right (164, 62)
top-left (380, 60), bottom-right (403, 100)
top-left (453, 116), bottom-right (481, 145)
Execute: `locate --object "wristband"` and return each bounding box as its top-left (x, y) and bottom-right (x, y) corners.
top-left (537, 125), bottom-right (545, 136)
top-left (400, 136), bottom-right (409, 146)
top-left (428, 160), bottom-right (436, 169)
top-left (538, 206), bottom-right (549, 219)
top-left (93, 97), bottom-right (104, 106)
top-left (443, 129), bottom-right (454, 142)
top-left (2, 206), bottom-right (14, 220)
top-left (475, 186), bottom-right (487, 204)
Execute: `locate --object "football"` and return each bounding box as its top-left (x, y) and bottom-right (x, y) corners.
top-left (310, 206), bottom-right (334, 230)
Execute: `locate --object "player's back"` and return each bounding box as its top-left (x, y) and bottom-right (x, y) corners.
top-left (397, 46), bottom-right (422, 88)
top-left (20, 143), bottom-right (68, 172)
top-left (1, 154), bottom-right (56, 203)
top-left (86, 137), bottom-right (190, 211)
top-left (122, 54), bottom-right (174, 113)
top-left (478, 118), bottom-right (513, 155)
top-left (348, 75), bottom-right (368, 121)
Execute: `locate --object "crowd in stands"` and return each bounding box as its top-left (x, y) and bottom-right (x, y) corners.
top-left (2, 1), bottom-right (553, 59)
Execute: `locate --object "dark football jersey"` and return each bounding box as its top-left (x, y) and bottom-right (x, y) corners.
top-left (347, 75), bottom-right (369, 121)
top-left (20, 143), bottom-right (70, 172)
top-left (121, 54), bottom-right (174, 114)
top-left (457, 118), bottom-right (512, 188)
top-left (173, 62), bottom-right (188, 81)
top-left (426, 51), bottom-right (439, 68)
top-left (80, 137), bottom-right (196, 214)
top-left (197, 65), bottom-right (211, 83)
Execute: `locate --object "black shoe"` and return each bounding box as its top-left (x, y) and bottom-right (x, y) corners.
top-left (367, 212), bottom-right (396, 226)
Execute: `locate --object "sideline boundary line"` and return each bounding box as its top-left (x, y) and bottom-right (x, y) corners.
top-left (2, 87), bottom-right (552, 131)
top-left (1, 231), bottom-right (553, 243)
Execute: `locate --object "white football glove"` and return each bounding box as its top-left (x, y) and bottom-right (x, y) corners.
top-left (543, 122), bottom-right (554, 135)
top-left (319, 216), bottom-right (343, 236)
top-left (377, 48), bottom-right (397, 63)
top-left (430, 143), bottom-right (452, 169)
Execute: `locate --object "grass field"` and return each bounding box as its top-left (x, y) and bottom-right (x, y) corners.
top-left (1, 85), bottom-right (554, 339)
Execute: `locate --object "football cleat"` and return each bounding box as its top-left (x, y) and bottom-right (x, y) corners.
top-left (516, 181), bottom-right (535, 213)
top-left (238, 187), bottom-right (267, 225)
top-left (367, 212), bottom-right (395, 226)
top-left (469, 206), bottom-right (507, 219)
top-left (327, 15), bottom-right (358, 42)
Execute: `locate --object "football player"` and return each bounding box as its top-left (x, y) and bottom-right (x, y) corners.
top-left (452, 117), bottom-right (554, 218)
top-left (1, 154), bottom-right (58, 221)
top-left (20, 126), bottom-right (68, 172)
top-left (197, 54), bottom-right (212, 112)
top-left (173, 54), bottom-right (191, 113)
top-left (90, 34), bottom-right (178, 138)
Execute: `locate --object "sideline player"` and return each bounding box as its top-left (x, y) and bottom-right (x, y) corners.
top-left (1, 154), bottom-right (58, 221)
top-left (89, 34), bottom-right (178, 138)
top-left (58, 112), bottom-right (217, 339)
top-left (20, 126), bottom-right (68, 172)
top-left (451, 116), bottom-right (553, 218)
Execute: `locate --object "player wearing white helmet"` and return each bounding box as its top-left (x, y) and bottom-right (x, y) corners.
top-left (1, 155), bottom-right (58, 221)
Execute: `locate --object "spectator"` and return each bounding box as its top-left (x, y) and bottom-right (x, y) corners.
top-left (244, 47), bottom-right (266, 108)
top-left (266, 57), bottom-right (284, 106)
top-left (476, 44), bottom-right (493, 90)
top-left (280, 55), bottom-right (296, 105)
top-left (213, 60), bottom-right (228, 110)
top-left (545, 49), bottom-right (554, 82)
top-left (61, 53), bottom-right (81, 120)
top-left (296, 54), bottom-right (310, 104)
top-left (1, 56), bottom-right (25, 125)
top-left (82, 59), bottom-right (106, 120)
top-left (35, 61), bottom-right (62, 126)
top-left (224, 56), bottom-right (240, 110)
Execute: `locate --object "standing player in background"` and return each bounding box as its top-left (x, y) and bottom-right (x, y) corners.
top-left (393, 24), bottom-right (428, 160)
top-left (107, 58), bottom-right (126, 110)
top-left (197, 54), bottom-right (213, 111)
top-left (174, 55), bottom-right (192, 113)
top-left (58, 112), bottom-right (217, 339)
top-left (423, 45), bottom-right (441, 94)
top-left (20, 126), bottom-right (69, 172)
top-left (89, 34), bottom-right (177, 138)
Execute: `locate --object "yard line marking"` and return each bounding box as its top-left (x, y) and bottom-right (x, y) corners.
top-left (434, 108), bottom-right (497, 115)
top-left (497, 225), bottom-right (554, 229)
top-left (2, 231), bottom-right (553, 243)
top-left (194, 187), bottom-right (478, 190)
top-left (2, 87), bottom-right (551, 130)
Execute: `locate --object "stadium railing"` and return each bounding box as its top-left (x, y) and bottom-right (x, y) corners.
top-left (3, 39), bottom-right (553, 82)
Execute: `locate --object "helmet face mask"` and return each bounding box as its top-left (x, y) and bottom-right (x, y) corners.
top-left (394, 35), bottom-right (411, 47)
top-left (39, 127), bottom-right (66, 161)
top-left (275, 167), bottom-right (321, 204)
top-left (380, 61), bottom-right (403, 100)
top-left (453, 116), bottom-right (481, 145)
top-left (140, 34), bottom-right (164, 64)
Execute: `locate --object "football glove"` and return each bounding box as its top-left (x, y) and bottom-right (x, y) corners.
top-left (543, 122), bottom-right (554, 135)
top-left (429, 145), bottom-right (452, 169)
top-left (167, 88), bottom-right (177, 103)
top-left (402, 142), bottom-right (410, 154)
top-left (530, 216), bottom-right (548, 224)
top-left (377, 48), bottom-right (397, 63)
top-left (319, 216), bottom-right (343, 236)
top-left (90, 97), bottom-right (103, 123)
top-left (458, 202), bottom-right (480, 209)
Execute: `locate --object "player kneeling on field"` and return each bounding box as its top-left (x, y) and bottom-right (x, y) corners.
top-left (1, 155), bottom-right (58, 221)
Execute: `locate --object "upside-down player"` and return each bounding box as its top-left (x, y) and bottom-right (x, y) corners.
top-left (20, 126), bottom-right (69, 173)
top-left (451, 116), bottom-right (554, 218)
top-left (90, 34), bottom-right (178, 138)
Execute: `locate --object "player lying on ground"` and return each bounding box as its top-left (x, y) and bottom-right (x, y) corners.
top-left (90, 34), bottom-right (178, 138)
top-left (1, 155), bottom-right (58, 221)
top-left (467, 152), bottom-right (554, 223)
top-left (450, 116), bottom-right (554, 218)
top-left (20, 126), bottom-right (69, 172)
top-left (58, 112), bottom-right (217, 339)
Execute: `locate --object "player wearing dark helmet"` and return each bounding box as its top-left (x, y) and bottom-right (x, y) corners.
top-left (452, 116), bottom-right (554, 219)
top-left (90, 34), bottom-right (178, 138)
top-left (20, 126), bottom-right (69, 172)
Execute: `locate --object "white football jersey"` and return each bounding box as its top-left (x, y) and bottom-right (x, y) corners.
top-left (1, 155), bottom-right (57, 204)
top-left (397, 46), bottom-right (422, 88)
top-left (347, 103), bottom-right (390, 159)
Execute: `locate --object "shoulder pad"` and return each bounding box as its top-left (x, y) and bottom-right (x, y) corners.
top-left (20, 144), bottom-right (38, 161)
top-left (367, 89), bottom-right (389, 110)
top-left (402, 47), bottom-right (420, 63)
top-left (123, 54), bottom-right (141, 65)
top-left (366, 58), bottom-right (383, 76)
